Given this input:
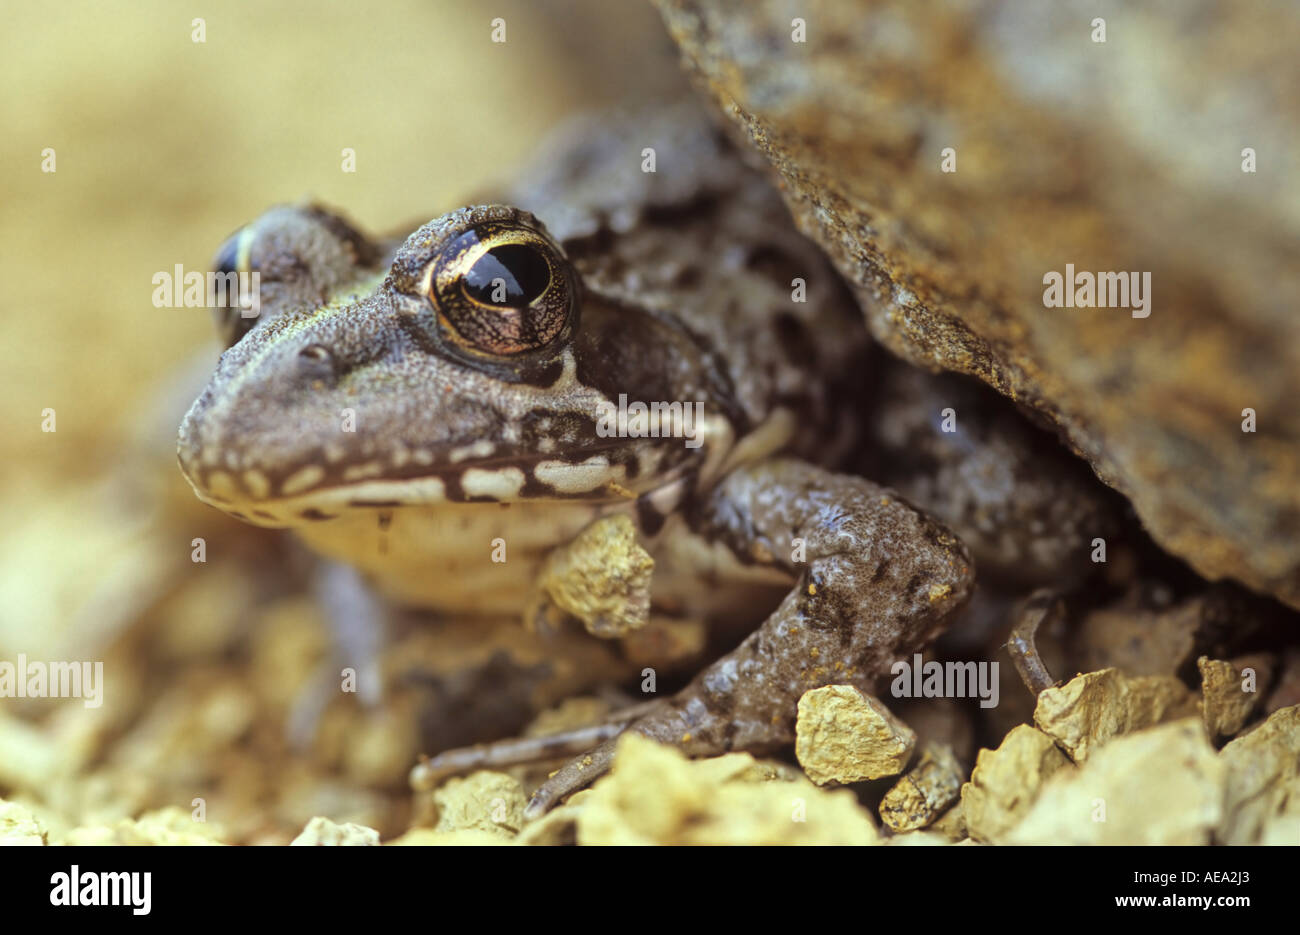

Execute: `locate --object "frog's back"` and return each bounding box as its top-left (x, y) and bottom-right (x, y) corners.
top-left (508, 103), bottom-right (870, 466)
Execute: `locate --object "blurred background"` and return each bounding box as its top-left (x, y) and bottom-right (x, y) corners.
top-left (0, 0), bottom-right (688, 842)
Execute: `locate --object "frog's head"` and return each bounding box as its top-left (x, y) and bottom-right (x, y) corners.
top-left (177, 204), bottom-right (737, 527)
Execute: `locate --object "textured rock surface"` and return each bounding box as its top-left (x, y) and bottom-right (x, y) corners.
top-left (530, 514), bottom-right (654, 638)
top-left (576, 733), bottom-right (880, 844)
top-left (1034, 668), bottom-right (1198, 761)
top-left (795, 684), bottom-right (916, 783)
top-left (0, 799), bottom-right (47, 846)
top-left (429, 771), bottom-right (526, 838)
top-left (289, 816), bottom-right (380, 846)
top-left (655, 0), bottom-right (1300, 608)
top-left (1218, 705), bottom-right (1300, 845)
top-left (961, 724), bottom-right (1070, 843)
top-left (878, 744), bottom-right (963, 832)
top-left (61, 807), bottom-right (226, 846)
top-left (1006, 719), bottom-right (1223, 845)
top-left (1198, 654), bottom-right (1273, 739)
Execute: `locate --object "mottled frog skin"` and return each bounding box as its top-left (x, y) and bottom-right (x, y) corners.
top-left (178, 106), bottom-right (1104, 814)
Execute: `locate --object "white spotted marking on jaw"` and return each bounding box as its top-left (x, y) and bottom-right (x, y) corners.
top-left (450, 439), bottom-right (496, 463)
top-left (198, 474), bottom-right (454, 528)
top-left (281, 464), bottom-right (325, 495)
top-left (243, 470), bottom-right (271, 499)
top-left (343, 461), bottom-right (385, 482)
top-left (342, 475), bottom-right (447, 505)
top-left (534, 456), bottom-right (618, 494)
top-left (207, 471), bottom-right (239, 500)
top-left (461, 466), bottom-right (526, 500)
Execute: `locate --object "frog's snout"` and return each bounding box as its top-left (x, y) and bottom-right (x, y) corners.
top-left (176, 394), bottom-right (254, 517)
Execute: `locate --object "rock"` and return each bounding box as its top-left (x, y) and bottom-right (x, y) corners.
top-left (878, 744), bottom-right (964, 833)
top-left (61, 807), bottom-right (225, 846)
top-left (795, 684), bottom-right (916, 784)
top-left (0, 799), bottom-right (47, 846)
top-left (883, 830), bottom-right (950, 846)
top-left (1069, 594), bottom-right (1205, 678)
top-left (930, 800), bottom-right (967, 842)
top-left (577, 733), bottom-right (880, 845)
top-left (1034, 668), bottom-right (1198, 761)
top-left (1258, 788), bottom-right (1300, 847)
top-left (524, 697), bottom-right (613, 738)
top-left (1265, 649), bottom-right (1300, 715)
top-left (0, 710), bottom-right (60, 791)
top-left (289, 816), bottom-right (380, 846)
top-left (430, 771), bottom-right (526, 839)
top-left (961, 725), bottom-right (1070, 843)
top-left (386, 828), bottom-right (505, 846)
top-left (619, 615), bottom-right (709, 669)
top-left (1006, 720), bottom-right (1223, 845)
top-left (1218, 705), bottom-right (1300, 845)
top-left (655, 0), bottom-right (1300, 609)
top-left (1198, 654), bottom-right (1274, 739)
top-left (529, 513), bottom-right (654, 638)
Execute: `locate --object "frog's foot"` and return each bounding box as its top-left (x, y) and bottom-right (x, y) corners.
top-left (410, 700), bottom-right (660, 790)
top-left (525, 458), bottom-right (975, 817)
top-left (521, 699), bottom-right (693, 818)
top-left (412, 722), bottom-right (627, 791)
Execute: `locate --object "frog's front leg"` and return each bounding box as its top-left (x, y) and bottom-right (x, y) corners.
top-left (524, 458), bottom-right (975, 816)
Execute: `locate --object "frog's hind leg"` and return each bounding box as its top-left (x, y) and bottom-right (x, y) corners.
top-left (524, 458), bottom-right (975, 817)
top-left (410, 701), bottom-right (659, 790)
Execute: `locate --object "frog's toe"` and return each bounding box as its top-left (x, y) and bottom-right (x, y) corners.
top-left (524, 735), bottom-right (622, 819)
top-left (412, 721), bottom-right (628, 792)
top-left (523, 696), bottom-right (738, 818)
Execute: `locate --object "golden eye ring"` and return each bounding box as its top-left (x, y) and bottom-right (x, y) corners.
top-left (426, 220), bottom-right (576, 359)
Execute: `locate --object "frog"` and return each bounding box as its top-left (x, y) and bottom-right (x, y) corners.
top-left (177, 105), bottom-right (1070, 816)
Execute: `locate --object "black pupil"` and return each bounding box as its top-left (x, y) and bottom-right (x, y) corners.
top-left (463, 244), bottom-right (550, 307)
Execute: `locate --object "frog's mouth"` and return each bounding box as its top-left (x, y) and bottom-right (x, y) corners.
top-left (176, 416), bottom-right (734, 530)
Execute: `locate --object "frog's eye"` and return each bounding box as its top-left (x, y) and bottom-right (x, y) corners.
top-left (427, 221), bottom-right (575, 358)
top-left (211, 229), bottom-right (258, 348)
